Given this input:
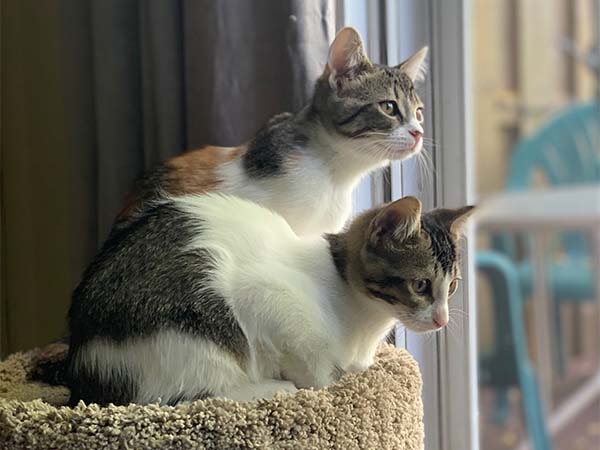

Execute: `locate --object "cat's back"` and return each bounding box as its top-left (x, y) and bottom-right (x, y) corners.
top-left (174, 193), bottom-right (300, 259)
top-left (117, 113), bottom-right (298, 221)
top-left (73, 194), bottom-right (297, 318)
top-left (69, 193), bottom-right (314, 376)
top-left (69, 200), bottom-right (209, 340)
top-left (118, 145), bottom-right (243, 220)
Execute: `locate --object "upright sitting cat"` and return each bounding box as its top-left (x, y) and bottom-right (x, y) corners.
top-left (119, 27), bottom-right (428, 235)
top-left (67, 194), bottom-right (474, 406)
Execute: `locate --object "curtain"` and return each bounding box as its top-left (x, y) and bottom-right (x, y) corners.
top-left (1, 0), bottom-right (334, 355)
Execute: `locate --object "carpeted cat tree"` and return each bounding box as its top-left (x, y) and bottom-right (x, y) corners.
top-left (0, 343), bottom-right (424, 450)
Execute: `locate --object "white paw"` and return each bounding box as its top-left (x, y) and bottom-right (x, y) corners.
top-left (224, 380), bottom-right (299, 402)
top-left (275, 382), bottom-right (298, 396)
top-left (347, 361), bottom-right (372, 373)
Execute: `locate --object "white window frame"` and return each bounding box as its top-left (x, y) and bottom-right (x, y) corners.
top-left (340, 1), bottom-right (478, 450)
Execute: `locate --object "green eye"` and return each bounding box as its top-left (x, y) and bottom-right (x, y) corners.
top-left (412, 279), bottom-right (430, 295)
top-left (380, 100), bottom-right (398, 117)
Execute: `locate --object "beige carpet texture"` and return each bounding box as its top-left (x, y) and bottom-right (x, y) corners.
top-left (0, 343), bottom-right (424, 450)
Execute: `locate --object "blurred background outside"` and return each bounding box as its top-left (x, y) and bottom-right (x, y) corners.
top-left (472, 1), bottom-right (599, 450)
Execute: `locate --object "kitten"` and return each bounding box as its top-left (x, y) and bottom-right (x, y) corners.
top-left (66, 194), bottom-right (474, 406)
top-left (118, 27), bottom-right (428, 235)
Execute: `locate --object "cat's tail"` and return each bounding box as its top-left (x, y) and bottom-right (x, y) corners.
top-left (29, 337), bottom-right (69, 386)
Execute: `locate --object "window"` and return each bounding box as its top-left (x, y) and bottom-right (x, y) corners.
top-left (340, 2), bottom-right (478, 450)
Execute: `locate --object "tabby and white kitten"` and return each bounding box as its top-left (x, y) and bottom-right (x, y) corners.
top-left (119, 27), bottom-right (428, 235)
top-left (67, 194), bottom-right (474, 406)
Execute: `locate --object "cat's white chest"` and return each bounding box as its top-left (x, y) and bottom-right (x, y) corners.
top-left (283, 178), bottom-right (353, 235)
top-left (220, 158), bottom-right (355, 235)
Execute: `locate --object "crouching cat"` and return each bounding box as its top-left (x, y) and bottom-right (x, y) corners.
top-left (66, 195), bottom-right (474, 406)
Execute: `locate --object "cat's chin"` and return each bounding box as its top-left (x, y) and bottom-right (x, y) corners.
top-left (389, 143), bottom-right (423, 161)
top-left (400, 320), bottom-right (444, 333)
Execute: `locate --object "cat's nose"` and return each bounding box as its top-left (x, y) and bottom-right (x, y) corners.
top-left (409, 129), bottom-right (422, 140)
top-left (433, 317), bottom-right (448, 328)
top-left (432, 307), bottom-right (449, 328)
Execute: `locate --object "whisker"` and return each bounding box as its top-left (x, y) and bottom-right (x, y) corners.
top-left (449, 308), bottom-right (469, 319)
top-left (422, 138), bottom-right (441, 148)
top-left (445, 319), bottom-right (462, 341)
top-left (423, 331), bottom-right (436, 345)
top-left (415, 150), bottom-right (434, 191)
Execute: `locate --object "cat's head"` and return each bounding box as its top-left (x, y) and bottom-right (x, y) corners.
top-left (346, 197), bottom-right (474, 332)
top-left (313, 27), bottom-right (428, 164)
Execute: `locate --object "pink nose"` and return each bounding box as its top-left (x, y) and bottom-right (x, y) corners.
top-left (433, 317), bottom-right (448, 328)
top-left (409, 129), bottom-right (422, 140)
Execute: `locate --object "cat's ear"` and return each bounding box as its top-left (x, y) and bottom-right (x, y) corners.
top-left (398, 46), bottom-right (429, 83)
top-left (324, 27), bottom-right (372, 86)
top-left (434, 205), bottom-right (477, 237)
top-left (449, 205), bottom-right (476, 236)
top-left (368, 196), bottom-right (422, 246)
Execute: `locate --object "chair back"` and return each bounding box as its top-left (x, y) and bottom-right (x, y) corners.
top-left (493, 102), bottom-right (600, 258)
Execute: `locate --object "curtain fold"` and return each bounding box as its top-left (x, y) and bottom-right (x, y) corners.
top-left (1, 0), bottom-right (334, 354)
top-left (183, 0), bottom-right (333, 146)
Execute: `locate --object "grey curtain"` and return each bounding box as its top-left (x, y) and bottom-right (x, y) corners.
top-left (1, 0), bottom-right (334, 354)
top-left (91, 0), bottom-right (334, 238)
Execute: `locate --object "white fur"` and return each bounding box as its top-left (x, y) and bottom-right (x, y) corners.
top-left (431, 272), bottom-right (452, 327)
top-left (217, 132), bottom-right (420, 236)
top-left (78, 330), bottom-right (299, 404)
top-left (176, 194), bottom-right (393, 387)
top-left (217, 148), bottom-right (356, 236)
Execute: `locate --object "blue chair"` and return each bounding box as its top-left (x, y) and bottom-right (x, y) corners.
top-left (477, 102), bottom-right (600, 450)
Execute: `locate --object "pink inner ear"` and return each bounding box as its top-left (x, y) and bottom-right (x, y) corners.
top-left (399, 47), bottom-right (429, 82)
top-left (375, 208), bottom-right (403, 238)
top-left (372, 198), bottom-right (422, 244)
top-left (328, 48), bottom-right (349, 74)
top-left (328, 28), bottom-right (366, 75)
top-left (449, 206), bottom-right (476, 236)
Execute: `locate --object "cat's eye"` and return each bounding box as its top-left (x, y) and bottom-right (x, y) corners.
top-left (416, 107), bottom-right (424, 123)
top-left (412, 279), bottom-right (430, 295)
top-left (448, 278), bottom-right (460, 297)
top-left (380, 101), bottom-right (398, 117)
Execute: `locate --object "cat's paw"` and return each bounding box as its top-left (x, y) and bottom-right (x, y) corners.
top-left (226, 380), bottom-right (298, 402)
top-left (274, 382), bottom-right (298, 396)
top-left (346, 360), bottom-right (373, 373)
top-left (258, 380), bottom-right (298, 399)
